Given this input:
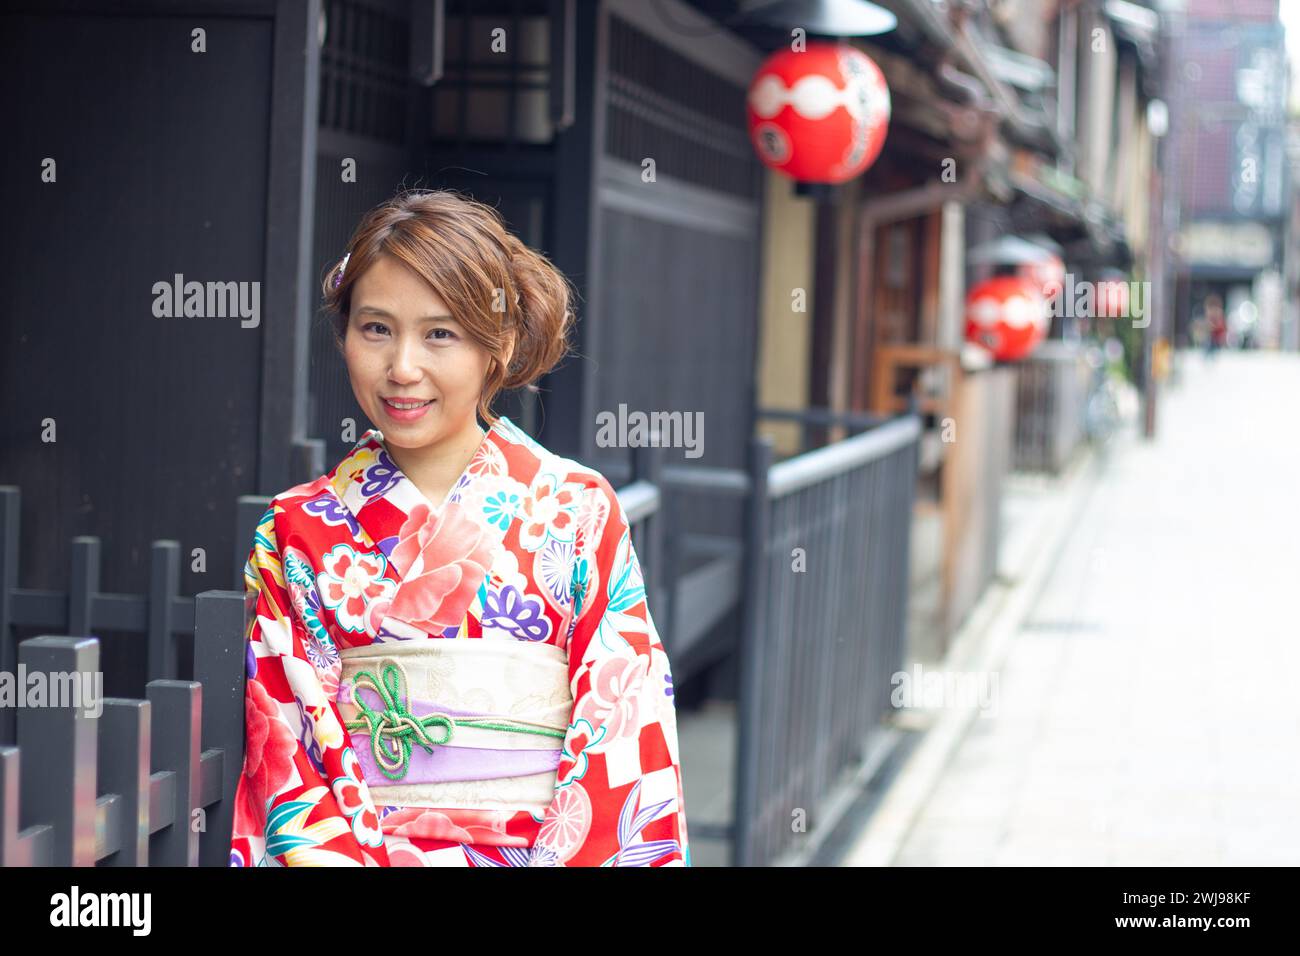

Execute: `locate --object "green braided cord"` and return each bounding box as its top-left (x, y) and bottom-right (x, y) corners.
top-left (345, 666), bottom-right (452, 781)
top-left (343, 663), bottom-right (565, 781)
top-left (454, 719), bottom-right (566, 739)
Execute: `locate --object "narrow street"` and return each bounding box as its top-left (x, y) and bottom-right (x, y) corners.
top-left (891, 351), bottom-right (1300, 866)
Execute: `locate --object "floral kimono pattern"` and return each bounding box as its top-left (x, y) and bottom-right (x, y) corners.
top-left (230, 416), bottom-right (690, 866)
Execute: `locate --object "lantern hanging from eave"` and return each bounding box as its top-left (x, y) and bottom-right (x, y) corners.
top-left (965, 275), bottom-right (1049, 362)
top-left (747, 41), bottom-right (891, 184)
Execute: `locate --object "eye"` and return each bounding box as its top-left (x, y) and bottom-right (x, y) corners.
top-left (360, 320), bottom-right (389, 335)
top-left (428, 327), bottom-right (456, 341)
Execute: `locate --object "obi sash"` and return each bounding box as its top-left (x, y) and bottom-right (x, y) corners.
top-left (336, 640), bottom-right (573, 814)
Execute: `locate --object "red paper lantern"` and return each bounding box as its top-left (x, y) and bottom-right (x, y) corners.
top-left (965, 275), bottom-right (1049, 362)
top-left (747, 42), bottom-right (890, 184)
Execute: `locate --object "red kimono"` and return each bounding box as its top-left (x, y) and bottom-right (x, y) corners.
top-left (230, 415), bottom-right (690, 866)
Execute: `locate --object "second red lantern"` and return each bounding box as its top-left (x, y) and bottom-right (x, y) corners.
top-left (747, 42), bottom-right (891, 184)
top-left (965, 275), bottom-right (1049, 362)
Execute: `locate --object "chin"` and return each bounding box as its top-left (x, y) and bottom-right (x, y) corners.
top-left (371, 406), bottom-right (462, 445)
top-left (377, 429), bottom-right (425, 448)
top-left (376, 420), bottom-right (436, 442)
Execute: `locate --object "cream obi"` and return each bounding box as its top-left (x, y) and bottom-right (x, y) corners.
top-left (336, 640), bottom-right (573, 814)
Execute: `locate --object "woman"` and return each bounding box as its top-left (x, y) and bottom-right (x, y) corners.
top-left (230, 189), bottom-right (689, 867)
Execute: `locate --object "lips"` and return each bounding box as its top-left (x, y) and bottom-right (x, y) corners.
top-left (381, 397), bottom-right (436, 423)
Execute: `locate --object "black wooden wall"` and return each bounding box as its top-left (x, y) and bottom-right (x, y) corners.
top-left (0, 8), bottom-right (274, 599)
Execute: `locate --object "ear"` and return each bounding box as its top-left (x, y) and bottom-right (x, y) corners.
top-left (502, 330), bottom-right (517, 371)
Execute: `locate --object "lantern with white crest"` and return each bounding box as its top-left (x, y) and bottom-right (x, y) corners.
top-left (964, 275), bottom-right (1050, 362)
top-left (746, 41), bottom-right (891, 184)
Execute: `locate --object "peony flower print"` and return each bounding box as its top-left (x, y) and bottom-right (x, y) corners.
top-left (233, 679), bottom-right (299, 838)
top-left (573, 652), bottom-right (648, 746)
top-left (386, 502), bottom-right (498, 634)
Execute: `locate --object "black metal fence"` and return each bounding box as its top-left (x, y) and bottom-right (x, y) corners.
top-left (0, 617), bottom-right (246, 866)
top-left (734, 415), bottom-right (920, 865)
top-left (0, 485), bottom-right (250, 866)
top-left (597, 414), bottom-right (922, 865)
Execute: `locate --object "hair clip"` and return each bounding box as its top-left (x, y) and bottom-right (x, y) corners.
top-left (333, 252), bottom-right (351, 290)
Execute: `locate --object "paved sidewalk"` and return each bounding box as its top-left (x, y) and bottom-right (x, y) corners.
top-left (886, 351), bottom-right (1300, 866)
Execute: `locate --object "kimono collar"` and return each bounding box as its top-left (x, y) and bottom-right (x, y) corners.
top-left (328, 416), bottom-right (516, 552)
top-left (325, 415), bottom-right (522, 641)
top-left (330, 416), bottom-right (517, 520)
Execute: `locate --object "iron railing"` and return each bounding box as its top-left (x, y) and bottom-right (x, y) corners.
top-left (734, 415), bottom-right (920, 865)
top-left (599, 412), bottom-right (922, 865)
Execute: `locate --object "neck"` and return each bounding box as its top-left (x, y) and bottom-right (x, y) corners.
top-left (383, 416), bottom-right (486, 508)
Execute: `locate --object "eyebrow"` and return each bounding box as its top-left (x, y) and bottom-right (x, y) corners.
top-left (354, 306), bottom-right (457, 323)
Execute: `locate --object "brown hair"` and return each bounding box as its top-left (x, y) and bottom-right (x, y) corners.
top-left (320, 188), bottom-right (575, 425)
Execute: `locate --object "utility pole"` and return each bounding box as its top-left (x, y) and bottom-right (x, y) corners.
top-left (1143, 2), bottom-right (1181, 440)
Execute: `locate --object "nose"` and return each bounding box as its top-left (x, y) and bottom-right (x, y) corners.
top-left (387, 333), bottom-right (423, 384)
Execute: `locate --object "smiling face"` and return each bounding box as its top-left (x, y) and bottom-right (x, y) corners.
top-left (341, 253), bottom-right (496, 453)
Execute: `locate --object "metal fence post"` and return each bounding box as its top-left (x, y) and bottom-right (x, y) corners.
top-left (68, 536), bottom-right (100, 637)
top-left (149, 540), bottom-right (181, 681)
top-left (732, 435), bottom-right (772, 867)
top-left (17, 635), bottom-right (101, 866)
top-left (146, 680), bottom-right (202, 866)
top-left (0, 747), bottom-right (21, 865)
top-left (658, 480), bottom-right (681, 656)
top-left (631, 431), bottom-right (664, 619)
top-left (97, 698), bottom-right (151, 866)
top-left (194, 590), bottom-right (248, 866)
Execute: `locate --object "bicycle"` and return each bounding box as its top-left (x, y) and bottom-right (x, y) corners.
top-left (1082, 342), bottom-right (1123, 450)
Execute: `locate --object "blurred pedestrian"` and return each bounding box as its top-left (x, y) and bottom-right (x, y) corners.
top-left (1205, 295), bottom-right (1227, 359)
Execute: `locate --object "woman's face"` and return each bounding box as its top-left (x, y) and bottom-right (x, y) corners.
top-left (342, 253), bottom-right (492, 451)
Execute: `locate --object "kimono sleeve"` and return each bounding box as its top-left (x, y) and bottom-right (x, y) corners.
top-left (527, 475), bottom-right (691, 867)
top-left (229, 505), bottom-right (390, 867)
